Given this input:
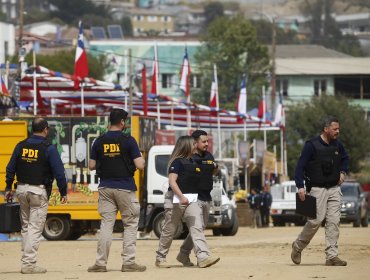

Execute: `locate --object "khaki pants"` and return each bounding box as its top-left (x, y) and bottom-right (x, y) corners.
top-left (179, 200), bottom-right (210, 258)
top-left (95, 187), bottom-right (140, 266)
top-left (293, 186), bottom-right (342, 260)
top-left (250, 209), bottom-right (261, 228)
top-left (156, 191), bottom-right (210, 262)
top-left (16, 184), bottom-right (48, 269)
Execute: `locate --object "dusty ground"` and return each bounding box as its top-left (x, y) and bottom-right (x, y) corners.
top-left (0, 225), bottom-right (369, 280)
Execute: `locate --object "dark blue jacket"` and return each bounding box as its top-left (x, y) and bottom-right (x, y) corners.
top-left (5, 135), bottom-right (67, 196)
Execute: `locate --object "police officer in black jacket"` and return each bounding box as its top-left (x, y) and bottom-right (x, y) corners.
top-left (155, 135), bottom-right (220, 269)
top-left (87, 108), bottom-right (146, 273)
top-left (5, 118), bottom-right (67, 274)
top-left (177, 130), bottom-right (219, 264)
top-left (291, 116), bottom-right (349, 266)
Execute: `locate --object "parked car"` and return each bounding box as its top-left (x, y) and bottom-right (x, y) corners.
top-left (270, 181), bottom-right (306, 226)
top-left (340, 181), bottom-right (368, 227)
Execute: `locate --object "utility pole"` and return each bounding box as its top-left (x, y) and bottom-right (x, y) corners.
top-left (128, 48), bottom-right (133, 116)
top-left (271, 17), bottom-right (277, 115)
top-left (17, 0), bottom-right (24, 73)
top-left (16, 0), bottom-right (24, 114)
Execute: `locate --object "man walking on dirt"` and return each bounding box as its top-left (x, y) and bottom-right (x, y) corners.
top-left (291, 116), bottom-right (349, 266)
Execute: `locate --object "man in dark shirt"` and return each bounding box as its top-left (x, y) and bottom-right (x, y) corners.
top-left (260, 185), bottom-right (272, 227)
top-left (5, 118), bottom-right (67, 274)
top-left (247, 188), bottom-right (261, 228)
top-left (291, 116), bottom-right (349, 266)
top-left (87, 108), bottom-right (146, 273)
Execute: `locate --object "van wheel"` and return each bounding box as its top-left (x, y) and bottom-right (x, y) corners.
top-left (67, 230), bottom-right (83, 240)
top-left (353, 211), bottom-right (361, 227)
top-left (272, 218), bottom-right (285, 227)
top-left (220, 213), bottom-right (239, 236)
top-left (42, 215), bottom-right (71, 241)
top-left (152, 211), bottom-right (184, 239)
top-left (361, 211), bottom-right (368, 227)
top-left (212, 229), bottom-right (221, 236)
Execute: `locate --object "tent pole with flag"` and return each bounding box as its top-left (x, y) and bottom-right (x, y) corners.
top-left (152, 42), bottom-right (160, 129)
top-left (210, 64), bottom-right (222, 159)
top-left (74, 21), bottom-right (89, 117)
top-left (179, 47), bottom-right (191, 131)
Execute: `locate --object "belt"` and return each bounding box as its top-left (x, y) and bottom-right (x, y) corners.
top-left (314, 184), bottom-right (336, 189)
top-left (18, 182), bottom-right (45, 189)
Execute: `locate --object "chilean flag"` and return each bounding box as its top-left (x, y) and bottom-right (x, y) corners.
top-left (209, 64), bottom-right (218, 108)
top-left (236, 76), bottom-right (247, 115)
top-left (179, 47), bottom-right (191, 98)
top-left (74, 21), bottom-right (89, 89)
top-left (151, 59), bottom-right (158, 94)
top-left (257, 95), bottom-right (266, 119)
top-left (0, 75), bottom-right (10, 96)
top-left (274, 94), bottom-right (285, 128)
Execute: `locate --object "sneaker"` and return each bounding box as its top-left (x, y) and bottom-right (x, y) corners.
top-left (198, 256), bottom-right (220, 268)
top-left (155, 259), bottom-right (171, 268)
top-left (291, 242), bottom-right (301, 265)
top-left (121, 263), bottom-right (146, 272)
top-left (176, 253), bottom-right (194, 267)
top-left (325, 257), bottom-right (347, 266)
top-left (87, 264), bottom-right (107, 272)
top-left (21, 266), bottom-right (47, 274)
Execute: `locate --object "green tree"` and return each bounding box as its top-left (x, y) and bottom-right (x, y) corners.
top-left (202, 1), bottom-right (224, 31)
top-left (300, 0), bottom-right (364, 56)
top-left (0, 11), bottom-right (6, 21)
top-left (251, 19), bottom-right (299, 45)
top-left (195, 15), bottom-right (269, 110)
top-left (48, 0), bottom-right (110, 25)
top-left (120, 16), bottom-right (133, 37)
top-left (22, 50), bottom-right (107, 80)
top-left (286, 95), bottom-right (370, 177)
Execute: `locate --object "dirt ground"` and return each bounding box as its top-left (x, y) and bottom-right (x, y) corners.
top-left (0, 225), bottom-right (369, 280)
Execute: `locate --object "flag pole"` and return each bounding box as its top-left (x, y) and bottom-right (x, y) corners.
top-left (124, 49), bottom-right (128, 111)
top-left (244, 118), bottom-right (247, 141)
top-left (284, 132), bottom-right (288, 176)
top-left (187, 96), bottom-right (191, 131)
top-left (263, 85), bottom-right (267, 149)
top-left (154, 42), bottom-right (161, 129)
top-left (142, 64), bottom-right (147, 117)
top-left (280, 128), bottom-right (284, 175)
top-left (81, 81), bottom-right (85, 117)
top-left (214, 64), bottom-right (222, 159)
top-left (33, 51), bottom-right (37, 115)
top-left (171, 100), bottom-right (174, 127)
top-left (244, 74), bottom-right (248, 142)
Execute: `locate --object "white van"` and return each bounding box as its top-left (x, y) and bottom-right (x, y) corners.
top-left (270, 180), bottom-right (307, 226)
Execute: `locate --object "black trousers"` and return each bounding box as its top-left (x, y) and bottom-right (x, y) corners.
top-left (260, 207), bottom-right (270, 227)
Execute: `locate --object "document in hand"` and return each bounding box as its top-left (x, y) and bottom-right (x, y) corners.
top-left (295, 193), bottom-right (317, 219)
top-left (173, 193), bottom-right (198, 203)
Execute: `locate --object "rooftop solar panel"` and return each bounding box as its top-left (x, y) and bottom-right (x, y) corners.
top-left (107, 25), bottom-right (124, 39)
top-left (91, 26), bottom-right (107, 39)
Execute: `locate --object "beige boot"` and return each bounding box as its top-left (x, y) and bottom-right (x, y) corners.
top-left (198, 256), bottom-right (220, 268)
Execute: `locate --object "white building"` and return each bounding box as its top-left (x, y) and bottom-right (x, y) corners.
top-left (0, 22), bottom-right (15, 64)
